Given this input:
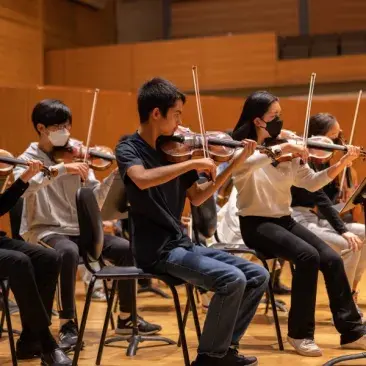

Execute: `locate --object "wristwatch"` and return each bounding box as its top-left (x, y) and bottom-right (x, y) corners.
top-left (271, 145), bottom-right (282, 158)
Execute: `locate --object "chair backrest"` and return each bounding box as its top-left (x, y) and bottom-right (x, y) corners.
top-left (8, 197), bottom-right (24, 241)
top-left (75, 187), bottom-right (104, 268)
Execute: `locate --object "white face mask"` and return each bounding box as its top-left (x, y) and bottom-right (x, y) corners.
top-left (48, 128), bottom-right (70, 146)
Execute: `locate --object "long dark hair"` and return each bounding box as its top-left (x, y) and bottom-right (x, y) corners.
top-left (308, 113), bottom-right (337, 137)
top-left (232, 91), bottom-right (279, 141)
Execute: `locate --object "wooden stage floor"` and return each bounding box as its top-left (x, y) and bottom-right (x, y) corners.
top-left (1, 263), bottom-right (365, 365)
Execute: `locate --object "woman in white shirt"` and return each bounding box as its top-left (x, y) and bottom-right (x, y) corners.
top-left (231, 91), bottom-right (366, 357)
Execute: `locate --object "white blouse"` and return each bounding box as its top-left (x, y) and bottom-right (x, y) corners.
top-left (232, 150), bottom-right (332, 218)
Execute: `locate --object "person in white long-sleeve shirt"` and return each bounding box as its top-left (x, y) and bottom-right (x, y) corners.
top-left (230, 91), bottom-right (366, 357)
top-left (13, 99), bottom-right (162, 350)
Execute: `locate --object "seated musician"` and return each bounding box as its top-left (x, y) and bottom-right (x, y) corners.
top-left (13, 99), bottom-right (161, 350)
top-left (0, 160), bottom-right (71, 365)
top-left (291, 112), bottom-right (366, 315)
top-left (231, 90), bottom-right (366, 357)
top-left (116, 77), bottom-right (270, 366)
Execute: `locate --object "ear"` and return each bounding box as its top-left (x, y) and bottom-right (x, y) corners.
top-left (36, 123), bottom-right (46, 134)
top-left (151, 107), bottom-right (161, 120)
top-left (253, 117), bottom-right (264, 128)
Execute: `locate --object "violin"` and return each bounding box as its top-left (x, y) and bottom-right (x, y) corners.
top-left (266, 130), bottom-right (366, 165)
top-left (159, 126), bottom-right (276, 163)
top-left (0, 149), bottom-right (55, 179)
top-left (51, 139), bottom-right (116, 171)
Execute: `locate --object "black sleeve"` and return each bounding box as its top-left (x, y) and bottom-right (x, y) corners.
top-left (115, 141), bottom-right (144, 182)
top-left (312, 189), bottom-right (347, 234)
top-left (182, 169), bottom-right (200, 191)
top-left (0, 178), bottom-right (29, 217)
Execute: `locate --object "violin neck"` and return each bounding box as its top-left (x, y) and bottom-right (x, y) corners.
top-left (205, 137), bottom-right (242, 148)
top-left (0, 156), bottom-right (28, 167)
top-left (306, 140), bottom-right (347, 152)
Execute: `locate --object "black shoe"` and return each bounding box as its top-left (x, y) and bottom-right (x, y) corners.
top-left (16, 337), bottom-right (42, 359)
top-left (273, 281), bottom-right (291, 295)
top-left (225, 348), bottom-right (258, 365)
top-left (191, 349), bottom-right (258, 366)
top-left (59, 320), bottom-right (78, 349)
top-left (41, 348), bottom-right (72, 365)
top-left (115, 314), bottom-right (162, 335)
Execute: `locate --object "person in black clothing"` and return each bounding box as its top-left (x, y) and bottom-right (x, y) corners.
top-left (0, 160), bottom-right (71, 365)
top-left (291, 112), bottom-right (366, 315)
top-left (116, 77), bottom-right (270, 366)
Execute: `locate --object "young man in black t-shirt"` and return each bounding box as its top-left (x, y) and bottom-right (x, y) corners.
top-left (116, 78), bottom-right (269, 366)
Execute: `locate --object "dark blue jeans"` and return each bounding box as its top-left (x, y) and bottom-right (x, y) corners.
top-left (153, 245), bottom-right (269, 357)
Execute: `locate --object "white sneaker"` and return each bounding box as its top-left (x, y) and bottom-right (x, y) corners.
top-left (342, 334), bottom-right (366, 350)
top-left (287, 336), bottom-right (322, 357)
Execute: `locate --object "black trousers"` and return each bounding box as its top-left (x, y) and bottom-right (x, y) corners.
top-left (240, 215), bottom-right (365, 345)
top-left (0, 236), bottom-right (61, 331)
top-left (42, 234), bottom-right (133, 319)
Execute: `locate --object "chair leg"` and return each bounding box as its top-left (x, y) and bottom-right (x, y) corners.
top-left (265, 259), bottom-right (278, 315)
top-left (177, 296), bottom-right (191, 347)
top-left (102, 280), bottom-right (115, 330)
top-left (0, 281), bottom-right (17, 366)
top-left (262, 259), bottom-right (284, 351)
top-left (186, 285), bottom-right (201, 341)
top-left (169, 284), bottom-right (190, 366)
top-left (96, 281), bottom-right (117, 365)
top-left (72, 276), bottom-right (97, 366)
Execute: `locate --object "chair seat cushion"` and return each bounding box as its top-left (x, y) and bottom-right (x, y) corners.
top-left (210, 243), bottom-right (256, 255)
top-left (95, 265), bottom-right (144, 279)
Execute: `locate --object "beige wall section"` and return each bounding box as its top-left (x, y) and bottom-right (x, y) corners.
top-left (171, 0), bottom-right (299, 38)
top-left (116, 0), bottom-right (164, 43)
top-left (309, 0), bottom-right (366, 35)
top-left (0, 0), bottom-right (43, 84)
top-left (43, 0), bottom-right (117, 50)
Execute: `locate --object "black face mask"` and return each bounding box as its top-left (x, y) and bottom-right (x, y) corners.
top-left (261, 116), bottom-right (283, 138)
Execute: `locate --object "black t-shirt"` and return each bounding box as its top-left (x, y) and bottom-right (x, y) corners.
top-left (115, 132), bottom-right (199, 269)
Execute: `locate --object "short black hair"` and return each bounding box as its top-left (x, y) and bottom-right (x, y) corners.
top-left (137, 77), bottom-right (186, 123)
top-left (32, 99), bottom-right (72, 133)
top-left (308, 113), bottom-right (337, 137)
top-left (232, 91), bottom-right (279, 141)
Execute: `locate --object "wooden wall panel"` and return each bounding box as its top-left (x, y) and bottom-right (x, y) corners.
top-left (45, 32), bottom-right (277, 92)
top-left (116, 0), bottom-right (164, 43)
top-left (0, 1), bottom-right (42, 85)
top-left (43, 0), bottom-right (117, 50)
top-left (276, 55), bottom-right (366, 85)
top-left (45, 44), bottom-right (133, 91)
top-left (171, 0), bottom-right (299, 38)
top-left (309, 0), bottom-right (366, 35)
top-left (201, 33), bottom-right (276, 90)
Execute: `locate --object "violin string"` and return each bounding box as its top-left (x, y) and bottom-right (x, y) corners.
top-left (339, 89), bottom-right (362, 193)
top-left (303, 73), bottom-right (316, 150)
top-left (192, 66), bottom-right (208, 158)
top-left (83, 88), bottom-right (100, 164)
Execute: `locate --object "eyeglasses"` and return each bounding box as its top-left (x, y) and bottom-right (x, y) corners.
top-left (47, 122), bottom-right (71, 131)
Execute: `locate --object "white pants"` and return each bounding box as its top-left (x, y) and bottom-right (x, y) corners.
top-left (292, 207), bottom-right (366, 287)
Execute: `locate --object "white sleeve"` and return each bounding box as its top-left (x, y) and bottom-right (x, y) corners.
top-left (293, 160), bottom-right (332, 192)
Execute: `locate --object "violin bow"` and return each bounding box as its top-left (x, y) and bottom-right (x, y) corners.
top-left (303, 73), bottom-right (317, 154)
top-left (192, 66), bottom-right (209, 159)
top-left (338, 89), bottom-right (362, 196)
top-left (83, 88), bottom-right (100, 164)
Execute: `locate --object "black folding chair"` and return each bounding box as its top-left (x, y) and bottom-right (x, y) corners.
top-left (0, 278), bottom-right (17, 365)
top-left (72, 187), bottom-right (200, 366)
